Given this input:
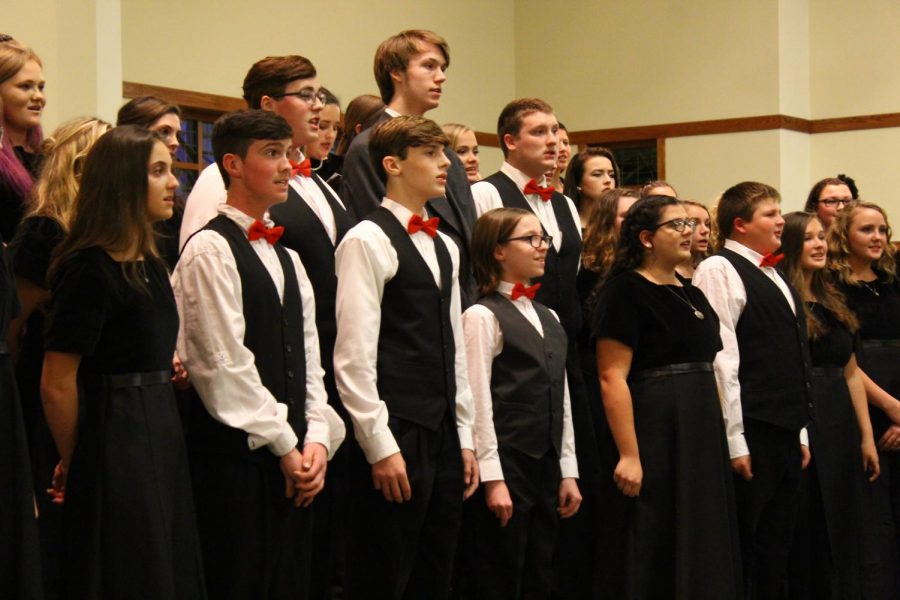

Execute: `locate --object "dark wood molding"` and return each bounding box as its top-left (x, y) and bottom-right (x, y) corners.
top-left (122, 81), bottom-right (246, 117)
top-left (475, 111), bottom-right (900, 147)
top-left (122, 81), bottom-right (900, 146)
top-left (656, 138), bottom-right (666, 180)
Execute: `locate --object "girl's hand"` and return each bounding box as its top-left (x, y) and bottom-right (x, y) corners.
top-left (861, 439), bottom-right (881, 482)
top-left (614, 455), bottom-right (642, 497)
top-left (47, 461), bottom-right (66, 505)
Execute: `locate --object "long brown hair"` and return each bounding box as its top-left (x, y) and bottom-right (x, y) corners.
top-left (779, 212), bottom-right (858, 340)
top-left (52, 125), bottom-right (165, 291)
top-left (471, 207), bottom-right (532, 298)
top-left (581, 188), bottom-right (639, 273)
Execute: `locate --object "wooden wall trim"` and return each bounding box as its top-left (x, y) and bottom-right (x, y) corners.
top-left (475, 111), bottom-right (900, 147)
top-left (122, 81), bottom-right (246, 116)
top-left (122, 81), bottom-right (900, 146)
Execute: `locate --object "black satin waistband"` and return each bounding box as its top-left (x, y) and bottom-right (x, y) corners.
top-left (809, 367), bottom-right (843, 377)
top-left (860, 339), bottom-right (900, 349)
top-left (103, 370), bottom-right (171, 389)
top-left (629, 362), bottom-right (713, 383)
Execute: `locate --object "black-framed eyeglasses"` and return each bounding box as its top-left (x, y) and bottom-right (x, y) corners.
top-left (651, 218), bottom-right (697, 233)
top-left (817, 198), bottom-right (855, 208)
top-left (501, 234), bottom-right (553, 248)
top-left (271, 89), bottom-right (328, 105)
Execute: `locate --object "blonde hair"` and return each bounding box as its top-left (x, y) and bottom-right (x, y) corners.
top-left (827, 201), bottom-right (896, 285)
top-left (26, 117), bottom-right (111, 230)
top-left (441, 123), bottom-right (473, 151)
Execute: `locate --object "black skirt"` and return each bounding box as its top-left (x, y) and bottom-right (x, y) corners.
top-left (626, 368), bottom-right (742, 600)
top-left (61, 371), bottom-right (205, 599)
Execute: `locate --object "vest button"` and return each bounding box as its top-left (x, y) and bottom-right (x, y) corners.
top-left (287, 397), bottom-right (295, 407)
top-left (287, 370), bottom-right (295, 379)
top-left (286, 344), bottom-right (292, 353)
top-left (283, 319), bottom-right (289, 327)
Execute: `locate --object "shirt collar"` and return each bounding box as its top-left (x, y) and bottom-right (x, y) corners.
top-left (497, 280), bottom-right (532, 303)
top-left (384, 107), bottom-right (402, 119)
top-left (724, 238), bottom-right (766, 266)
top-left (217, 203), bottom-right (275, 232)
top-left (380, 197), bottom-right (428, 225)
top-left (500, 162), bottom-right (548, 192)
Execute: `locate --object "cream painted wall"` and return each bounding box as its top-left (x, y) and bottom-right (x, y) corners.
top-left (120, 0), bottom-right (515, 137)
top-left (810, 0), bottom-right (900, 119)
top-left (514, 0), bottom-right (782, 130)
top-left (812, 128), bottom-right (900, 210)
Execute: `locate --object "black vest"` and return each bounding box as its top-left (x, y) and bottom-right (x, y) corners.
top-left (479, 293), bottom-right (567, 459)
top-left (483, 172), bottom-right (583, 339)
top-left (189, 215), bottom-right (308, 456)
top-left (366, 207), bottom-right (456, 430)
top-left (269, 177), bottom-right (355, 413)
top-left (719, 247), bottom-right (812, 432)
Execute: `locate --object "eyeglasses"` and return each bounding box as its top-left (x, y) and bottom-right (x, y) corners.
top-left (652, 218), bottom-right (697, 233)
top-left (501, 234), bottom-right (553, 248)
top-left (271, 89), bottom-right (328, 105)
top-left (818, 198), bottom-right (855, 208)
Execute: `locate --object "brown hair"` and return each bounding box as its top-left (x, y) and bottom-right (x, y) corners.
top-left (336, 94), bottom-right (384, 156)
top-left (471, 207), bottom-right (533, 297)
top-left (367, 115), bottom-right (448, 183)
top-left (640, 180), bottom-right (678, 198)
top-left (211, 110), bottom-right (292, 188)
top-left (581, 188), bottom-right (640, 273)
top-left (563, 146), bottom-right (620, 214)
top-left (715, 181), bottom-right (781, 247)
top-left (117, 96), bottom-right (180, 128)
top-left (242, 55), bottom-right (316, 109)
top-left (827, 201), bottom-right (896, 285)
top-left (779, 211), bottom-right (858, 339)
top-left (374, 30), bottom-right (449, 104)
top-left (496, 98), bottom-right (554, 158)
top-left (804, 177), bottom-right (850, 213)
top-left (52, 126), bottom-right (165, 291)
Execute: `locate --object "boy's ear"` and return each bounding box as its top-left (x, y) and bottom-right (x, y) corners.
top-left (390, 68), bottom-right (404, 87)
top-left (222, 153), bottom-right (243, 181)
top-left (259, 95), bottom-right (276, 112)
top-left (503, 132), bottom-right (516, 153)
top-left (382, 155), bottom-right (401, 177)
top-left (493, 243), bottom-right (506, 263)
top-left (732, 217), bottom-right (748, 234)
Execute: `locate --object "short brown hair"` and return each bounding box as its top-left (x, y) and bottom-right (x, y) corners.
top-left (496, 98), bottom-right (554, 157)
top-left (715, 181), bottom-right (780, 246)
top-left (368, 116), bottom-right (448, 184)
top-left (374, 30), bottom-right (449, 104)
top-left (471, 207), bottom-right (533, 298)
top-left (117, 96), bottom-right (180, 128)
top-left (804, 177), bottom-right (849, 212)
top-left (242, 55), bottom-right (316, 109)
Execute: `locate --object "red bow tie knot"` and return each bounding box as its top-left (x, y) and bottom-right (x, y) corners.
top-left (523, 179), bottom-right (555, 202)
top-left (511, 282), bottom-right (541, 301)
top-left (407, 214), bottom-right (440, 238)
top-left (290, 158), bottom-right (312, 178)
top-left (760, 253), bottom-right (784, 268)
top-left (247, 220), bottom-right (284, 244)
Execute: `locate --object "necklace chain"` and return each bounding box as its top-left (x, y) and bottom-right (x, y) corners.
top-left (664, 284), bottom-right (705, 319)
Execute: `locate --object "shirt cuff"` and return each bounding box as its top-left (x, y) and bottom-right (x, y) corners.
top-left (457, 425), bottom-right (474, 452)
top-left (478, 457), bottom-right (504, 482)
top-left (358, 428), bottom-right (400, 464)
top-left (267, 428), bottom-right (299, 457)
top-left (727, 433), bottom-right (750, 459)
top-left (799, 427), bottom-right (809, 447)
top-left (560, 456), bottom-right (579, 480)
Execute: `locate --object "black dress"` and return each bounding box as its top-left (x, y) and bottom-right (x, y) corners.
top-left (0, 233), bottom-right (44, 598)
top-left (839, 274), bottom-right (900, 599)
top-left (792, 303), bottom-right (867, 599)
top-left (593, 271), bottom-right (742, 600)
top-left (0, 147), bottom-right (41, 241)
top-left (9, 216), bottom-right (65, 595)
top-left (44, 248), bottom-right (205, 599)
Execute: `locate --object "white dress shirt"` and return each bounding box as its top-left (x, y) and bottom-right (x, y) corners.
top-left (179, 163), bottom-right (226, 252)
top-left (333, 198), bottom-right (475, 464)
top-left (289, 152), bottom-right (346, 244)
top-left (172, 204), bottom-right (345, 458)
top-left (693, 239), bottom-right (807, 458)
top-left (462, 281), bottom-right (578, 481)
top-left (471, 162), bottom-right (582, 251)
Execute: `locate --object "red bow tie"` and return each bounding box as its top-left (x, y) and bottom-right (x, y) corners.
top-left (247, 220), bottom-right (284, 244)
top-left (760, 253), bottom-right (784, 268)
top-left (407, 214), bottom-right (440, 238)
top-left (511, 282), bottom-right (541, 301)
top-left (290, 158), bottom-right (312, 178)
top-left (523, 179), bottom-right (555, 202)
